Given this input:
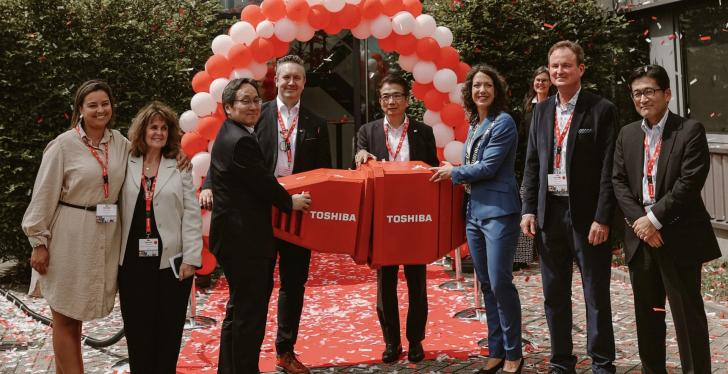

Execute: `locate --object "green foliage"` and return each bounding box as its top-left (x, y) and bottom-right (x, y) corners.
top-left (425, 0), bottom-right (648, 178)
top-left (0, 0), bottom-right (232, 264)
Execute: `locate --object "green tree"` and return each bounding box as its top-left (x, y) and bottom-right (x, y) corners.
top-left (0, 0), bottom-right (232, 267)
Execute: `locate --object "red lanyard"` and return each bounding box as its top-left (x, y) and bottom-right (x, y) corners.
top-left (141, 165), bottom-right (158, 237)
top-left (75, 126), bottom-right (110, 198)
top-left (277, 108), bottom-right (299, 164)
top-left (643, 134), bottom-right (662, 200)
top-left (553, 109), bottom-right (574, 170)
top-left (384, 117), bottom-right (410, 161)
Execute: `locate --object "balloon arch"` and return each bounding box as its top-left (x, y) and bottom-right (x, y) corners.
top-left (180, 0), bottom-right (471, 255)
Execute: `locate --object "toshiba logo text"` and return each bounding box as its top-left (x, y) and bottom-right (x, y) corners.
top-left (386, 214), bottom-right (433, 223)
top-left (308, 211), bottom-right (357, 222)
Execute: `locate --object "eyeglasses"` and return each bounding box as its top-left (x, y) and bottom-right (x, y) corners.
top-left (380, 93), bottom-right (406, 102)
top-left (234, 97), bottom-right (263, 106)
top-left (630, 88), bottom-right (664, 100)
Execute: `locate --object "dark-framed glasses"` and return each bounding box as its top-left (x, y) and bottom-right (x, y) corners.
top-left (380, 93), bottom-right (406, 102)
top-left (234, 97), bottom-right (263, 106)
top-left (630, 88), bottom-right (664, 100)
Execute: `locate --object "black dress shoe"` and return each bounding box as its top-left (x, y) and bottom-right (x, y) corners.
top-left (382, 343), bottom-right (402, 363)
top-left (407, 342), bottom-right (425, 362)
top-left (503, 358), bottom-right (524, 373)
top-left (476, 358), bottom-right (504, 374)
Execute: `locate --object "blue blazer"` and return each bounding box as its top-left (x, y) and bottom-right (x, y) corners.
top-left (451, 112), bottom-right (520, 220)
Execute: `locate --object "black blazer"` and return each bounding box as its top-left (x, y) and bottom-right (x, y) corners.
top-left (612, 112), bottom-right (720, 264)
top-left (521, 90), bottom-right (617, 233)
top-left (355, 118), bottom-right (439, 167)
top-left (209, 119), bottom-right (293, 260)
top-left (256, 100), bottom-right (332, 173)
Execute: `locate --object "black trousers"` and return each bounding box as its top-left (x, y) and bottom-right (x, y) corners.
top-left (376, 264), bottom-right (428, 346)
top-left (274, 239), bottom-right (311, 355)
top-left (118, 259), bottom-right (192, 374)
top-left (628, 244), bottom-right (711, 374)
top-left (538, 197), bottom-right (615, 373)
top-left (217, 256), bottom-right (275, 374)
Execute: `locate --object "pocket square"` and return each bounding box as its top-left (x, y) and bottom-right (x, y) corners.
top-left (578, 128), bottom-right (593, 135)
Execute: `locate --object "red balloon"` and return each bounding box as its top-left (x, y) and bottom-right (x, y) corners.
top-left (424, 89), bottom-right (448, 111)
top-left (381, 0), bottom-right (403, 16)
top-left (206, 54), bottom-right (233, 79)
top-left (403, 0), bottom-right (423, 16)
top-left (395, 34), bottom-right (417, 55)
top-left (378, 33), bottom-right (398, 52)
top-left (227, 43), bottom-right (252, 68)
top-left (192, 71), bottom-right (213, 93)
top-left (197, 116), bottom-right (223, 141)
top-left (457, 62), bottom-right (471, 82)
top-left (339, 4), bottom-right (362, 29)
top-left (411, 81), bottom-right (431, 100)
top-left (214, 104), bottom-right (226, 122)
top-left (196, 248), bottom-right (217, 276)
top-left (416, 37), bottom-right (441, 61)
top-left (250, 38), bottom-right (274, 62)
top-left (361, 0), bottom-right (383, 20)
top-left (261, 0), bottom-right (286, 21)
top-left (270, 36), bottom-right (290, 57)
top-left (441, 103), bottom-right (466, 127)
top-left (286, 0), bottom-right (310, 21)
top-left (454, 122), bottom-right (468, 142)
top-left (324, 23), bottom-right (343, 35)
top-left (308, 5), bottom-right (331, 29)
top-left (181, 132), bottom-right (208, 156)
top-left (436, 46), bottom-right (460, 70)
top-left (240, 5), bottom-right (265, 27)
top-left (436, 147), bottom-right (445, 162)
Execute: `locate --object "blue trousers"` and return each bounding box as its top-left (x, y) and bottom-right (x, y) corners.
top-left (465, 213), bottom-right (522, 360)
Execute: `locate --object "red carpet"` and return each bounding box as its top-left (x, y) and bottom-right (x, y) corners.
top-left (178, 252), bottom-right (486, 372)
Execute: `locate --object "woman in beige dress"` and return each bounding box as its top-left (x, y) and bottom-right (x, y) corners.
top-left (22, 80), bottom-right (129, 373)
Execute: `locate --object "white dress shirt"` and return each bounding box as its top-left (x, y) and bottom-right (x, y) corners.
top-left (275, 97), bottom-right (301, 177)
top-left (641, 110), bottom-right (669, 230)
top-left (384, 115), bottom-right (410, 162)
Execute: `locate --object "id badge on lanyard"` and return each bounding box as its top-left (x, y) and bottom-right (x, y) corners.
top-left (547, 173), bottom-right (568, 193)
top-left (139, 167), bottom-right (160, 257)
top-left (96, 204), bottom-right (118, 223)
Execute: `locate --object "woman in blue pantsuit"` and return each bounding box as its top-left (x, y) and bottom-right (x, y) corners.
top-left (431, 64), bottom-right (524, 373)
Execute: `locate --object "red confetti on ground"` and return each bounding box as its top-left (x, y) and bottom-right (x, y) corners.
top-left (651, 16), bottom-right (657, 21)
top-left (643, 29), bottom-right (649, 37)
top-left (177, 253), bottom-right (485, 372)
top-left (700, 35), bottom-right (712, 41)
top-left (668, 34), bottom-right (676, 40)
top-left (543, 23), bottom-right (555, 30)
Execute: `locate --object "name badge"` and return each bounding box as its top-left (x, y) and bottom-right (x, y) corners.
top-left (138, 238), bottom-right (159, 257)
top-left (96, 204), bottom-right (118, 223)
top-left (547, 173), bottom-right (568, 193)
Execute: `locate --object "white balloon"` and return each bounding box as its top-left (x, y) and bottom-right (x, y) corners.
top-left (432, 123), bottom-right (455, 148)
top-left (256, 20), bottom-right (275, 39)
top-left (345, 0), bottom-right (361, 4)
top-left (296, 21), bottom-right (316, 41)
top-left (370, 15), bottom-right (392, 39)
top-left (191, 92), bottom-right (217, 117)
top-left (201, 210), bottom-right (211, 236)
top-left (207, 139), bottom-right (215, 153)
top-left (351, 20), bottom-right (371, 39)
top-left (229, 22), bottom-right (256, 46)
top-left (443, 141), bottom-right (464, 165)
top-left (180, 110), bottom-right (200, 133)
top-left (274, 18), bottom-right (297, 42)
top-left (307, 0), bottom-right (324, 5)
top-left (323, 0), bottom-right (346, 12)
top-left (423, 110), bottom-right (441, 127)
top-left (397, 53), bottom-right (418, 72)
top-left (191, 152), bottom-right (212, 177)
top-left (211, 35), bottom-right (234, 56)
top-left (209, 78), bottom-right (229, 103)
top-left (449, 83), bottom-right (464, 105)
top-left (412, 61), bottom-right (437, 84)
top-left (250, 62), bottom-right (268, 80)
top-left (413, 14), bottom-right (436, 39)
top-left (392, 12), bottom-right (416, 35)
top-left (433, 26), bottom-right (453, 47)
top-left (433, 68), bottom-right (457, 93)
top-left (230, 68), bottom-right (254, 80)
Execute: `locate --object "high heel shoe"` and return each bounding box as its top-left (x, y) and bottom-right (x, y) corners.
top-left (476, 358), bottom-right (504, 374)
top-left (503, 357), bottom-right (524, 373)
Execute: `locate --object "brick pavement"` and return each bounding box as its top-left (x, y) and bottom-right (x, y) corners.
top-left (1, 264), bottom-right (727, 373)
